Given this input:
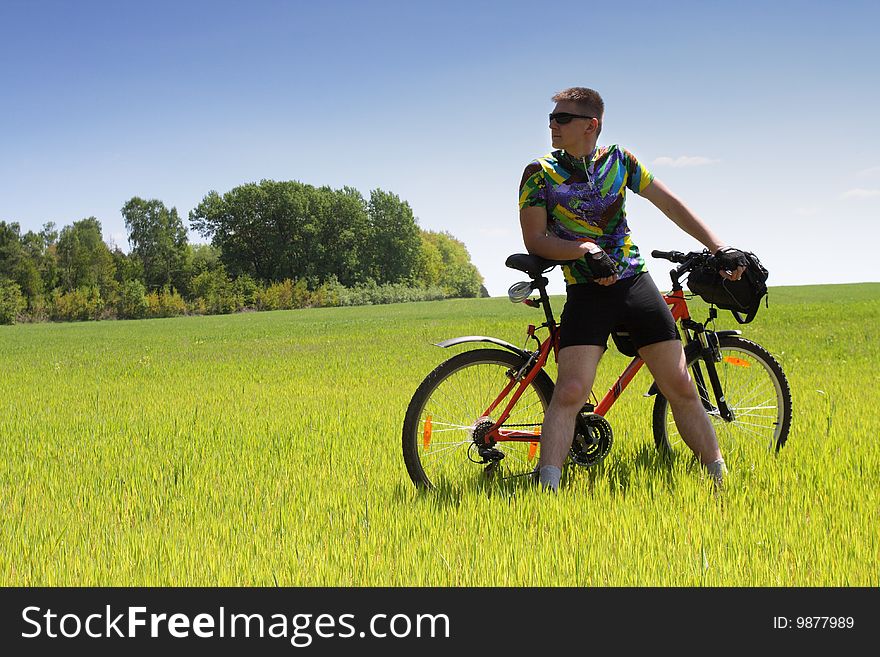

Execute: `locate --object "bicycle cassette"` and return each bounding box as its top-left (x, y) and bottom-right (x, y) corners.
top-left (570, 412), bottom-right (613, 467)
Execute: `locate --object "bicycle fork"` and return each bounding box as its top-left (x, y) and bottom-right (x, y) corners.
top-left (686, 322), bottom-right (735, 422)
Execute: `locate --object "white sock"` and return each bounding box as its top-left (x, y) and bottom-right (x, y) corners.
top-left (705, 458), bottom-right (727, 481)
top-left (539, 465), bottom-right (561, 491)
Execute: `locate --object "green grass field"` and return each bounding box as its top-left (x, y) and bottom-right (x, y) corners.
top-left (1, 282), bottom-right (878, 586)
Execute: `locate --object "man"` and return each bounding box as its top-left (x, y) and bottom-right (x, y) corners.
top-left (518, 87), bottom-right (747, 491)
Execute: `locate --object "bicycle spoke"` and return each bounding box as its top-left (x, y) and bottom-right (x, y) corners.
top-left (653, 337), bottom-right (791, 460)
top-left (403, 350), bottom-right (552, 489)
top-left (716, 424), bottom-right (776, 449)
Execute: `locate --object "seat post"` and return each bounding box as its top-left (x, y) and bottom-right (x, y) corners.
top-left (534, 276), bottom-right (556, 328)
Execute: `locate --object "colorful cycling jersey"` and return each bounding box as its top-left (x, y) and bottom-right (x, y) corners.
top-left (518, 145), bottom-right (655, 285)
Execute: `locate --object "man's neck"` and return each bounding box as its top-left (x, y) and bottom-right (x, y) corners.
top-left (562, 141), bottom-right (598, 159)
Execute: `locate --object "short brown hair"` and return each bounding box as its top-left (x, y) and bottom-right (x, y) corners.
top-left (552, 87), bottom-right (604, 135)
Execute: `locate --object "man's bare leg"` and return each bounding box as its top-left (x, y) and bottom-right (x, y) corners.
top-left (638, 340), bottom-right (726, 480)
top-left (537, 344), bottom-right (605, 490)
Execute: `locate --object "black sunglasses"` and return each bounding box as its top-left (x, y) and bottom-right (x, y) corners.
top-left (549, 112), bottom-right (595, 125)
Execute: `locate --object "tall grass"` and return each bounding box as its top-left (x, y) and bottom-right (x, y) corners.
top-left (1, 283), bottom-right (878, 585)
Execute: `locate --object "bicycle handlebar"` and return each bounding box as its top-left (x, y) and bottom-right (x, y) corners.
top-left (651, 249), bottom-right (720, 289)
top-left (509, 249), bottom-right (718, 289)
top-left (650, 249), bottom-right (687, 263)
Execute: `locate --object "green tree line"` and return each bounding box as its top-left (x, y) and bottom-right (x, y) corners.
top-left (0, 180), bottom-right (486, 324)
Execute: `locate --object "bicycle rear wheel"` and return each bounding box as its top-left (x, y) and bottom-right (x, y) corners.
top-left (652, 336), bottom-right (791, 459)
top-left (402, 348), bottom-right (554, 490)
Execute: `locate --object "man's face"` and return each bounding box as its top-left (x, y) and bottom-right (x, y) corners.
top-left (549, 101), bottom-right (599, 149)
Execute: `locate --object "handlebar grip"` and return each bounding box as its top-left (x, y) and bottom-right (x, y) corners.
top-left (651, 250), bottom-right (685, 262)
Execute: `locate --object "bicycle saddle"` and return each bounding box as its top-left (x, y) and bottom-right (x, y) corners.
top-left (505, 253), bottom-right (570, 278)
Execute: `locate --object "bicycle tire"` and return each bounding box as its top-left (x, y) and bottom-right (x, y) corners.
top-left (402, 348), bottom-right (555, 489)
top-left (652, 335), bottom-right (792, 459)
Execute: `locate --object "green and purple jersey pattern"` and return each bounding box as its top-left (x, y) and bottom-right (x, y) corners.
top-left (519, 145), bottom-right (655, 285)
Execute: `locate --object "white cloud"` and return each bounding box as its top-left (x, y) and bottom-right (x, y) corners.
top-left (652, 156), bottom-right (721, 168)
top-left (857, 166), bottom-right (880, 179)
top-left (840, 188), bottom-right (880, 200)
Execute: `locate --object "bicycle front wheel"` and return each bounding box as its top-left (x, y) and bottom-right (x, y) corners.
top-left (652, 336), bottom-right (792, 459)
top-left (402, 348), bottom-right (554, 490)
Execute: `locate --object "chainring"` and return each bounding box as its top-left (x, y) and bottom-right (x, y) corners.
top-left (569, 412), bottom-right (613, 467)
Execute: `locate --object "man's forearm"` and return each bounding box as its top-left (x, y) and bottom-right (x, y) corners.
top-left (525, 232), bottom-right (598, 261)
top-left (660, 196), bottom-right (724, 252)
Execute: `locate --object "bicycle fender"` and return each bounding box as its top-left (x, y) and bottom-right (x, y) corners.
top-left (434, 336), bottom-right (530, 360)
top-left (644, 330), bottom-right (742, 396)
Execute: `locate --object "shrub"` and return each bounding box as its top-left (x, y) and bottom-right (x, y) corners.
top-left (291, 279), bottom-right (311, 308)
top-left (0, 278), bottom-right (26, 325)
top-left (49, 286), bottom-right (104, 322)
top-left (233, 274), bottom-right (260, 308)
top-left (256, 280), bottom-right (287, 311)
top-left (190, 269), bottom-right (242, 315)
top-left (146, 287), bottom-right (187, 318)
top-left (310, 276), bottom-right (344, 308)
top-left (119, 280), bottom-right (149, 319)
top-left (335, 280), bottom-right (447, 306)
top-left (256, 279), bottom-right (311, 311)
top-left (24, 295), bottom-right (49, 323)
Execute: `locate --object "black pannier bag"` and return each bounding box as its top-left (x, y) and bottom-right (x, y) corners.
top-left (686, 251), bottom-right (769, 324)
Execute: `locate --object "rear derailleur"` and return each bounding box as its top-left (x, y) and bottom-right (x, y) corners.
top-left (469, 417), bottom-right (506, 464)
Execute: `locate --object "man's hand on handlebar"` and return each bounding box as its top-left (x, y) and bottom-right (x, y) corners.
top-left (714, 247), bottom-right (748, 281)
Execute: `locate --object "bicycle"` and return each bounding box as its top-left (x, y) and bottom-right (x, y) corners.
top-left (402, 249), bottom-right (792, 489)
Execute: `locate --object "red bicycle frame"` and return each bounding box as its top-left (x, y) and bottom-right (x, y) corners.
top-left (483, 288), bottom-right (692, 444)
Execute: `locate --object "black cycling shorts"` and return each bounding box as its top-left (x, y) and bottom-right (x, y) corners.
top-left (558, 272), bottom-right (679, 351)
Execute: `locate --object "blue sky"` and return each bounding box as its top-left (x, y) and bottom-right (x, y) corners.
top-left (2, 0), bottom-right (878, 296)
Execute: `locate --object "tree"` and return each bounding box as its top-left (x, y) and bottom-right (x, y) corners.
top-left (190, 182), bottom-right (306, 282)
top-left (121, 197), bottom-right (188, 292)
top-left (414, 231), bottom-right (443, 288)
top-left (186, 243), bottom-right (223, 278)
top-left (363, 189), bottom-right (421, 284)
top-left (56, 218), bottom-right (117, 299)
top-left (23, 222), bottom-right (60, 294)
top-left (416, 230), bottom-right (484, 298)
top-left (189, 179), bottom-right (481, 295)
top-left (0, 277), bottom-right (26, 324)
top-left (0, 221), bottom-right (25, 285)
top-left (0, 221), bottom-right (44, 308)
top-left (189, 180), bottom-right (372, 286)
top-left (312, 185), bottom-right (371, 286)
